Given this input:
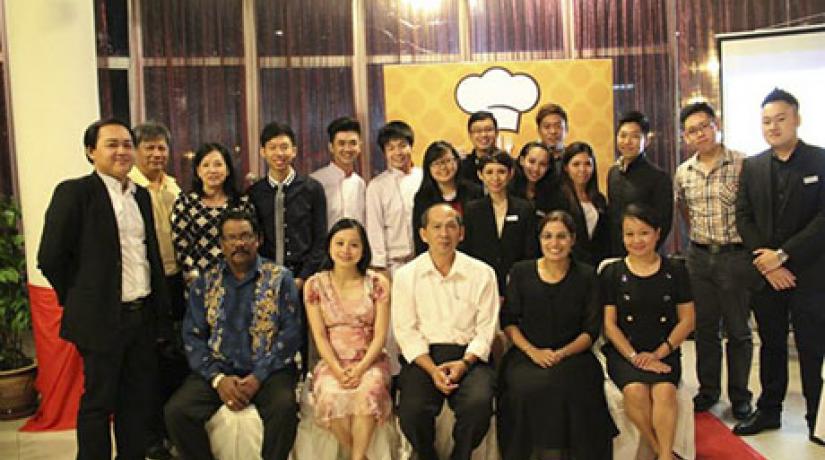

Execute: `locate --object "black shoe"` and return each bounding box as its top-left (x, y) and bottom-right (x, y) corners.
top-left (810, 434), bottom-right (825, 446)
top-left (145, 442), bottom-right (174, 460)
top-left (732, 410), bottom-right (781, 436)
top-left (693, 393), bottom-right (718, 412)
top-left (731, 400), bottom-right (753, 420)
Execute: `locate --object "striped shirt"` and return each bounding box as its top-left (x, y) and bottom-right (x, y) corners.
top-left (674, 146), bottom-right (744, 245)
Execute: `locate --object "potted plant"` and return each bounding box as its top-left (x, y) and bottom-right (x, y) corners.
top-left (0, 195), bottom-right (37, 419)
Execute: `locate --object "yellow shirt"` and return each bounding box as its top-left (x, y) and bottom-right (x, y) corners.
top-left (128, 167), bottom-right (181, 275)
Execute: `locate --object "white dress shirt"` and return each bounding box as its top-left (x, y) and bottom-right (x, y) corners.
top-left (391, 251), bottom-right (499, 363)
top-left (99, 172), bottom-right (151, 302)
top-left (365, 166), bottom-right (422, 270)
top-left (311, 162), bottom-right (366, 229)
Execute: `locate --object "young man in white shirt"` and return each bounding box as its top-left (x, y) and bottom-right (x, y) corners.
top-left (392, 203), bottom-right (499, 460)
top-left (311, 116), bottom-right (366, 229)
top-left (365, 120), bottom-right (422, 277)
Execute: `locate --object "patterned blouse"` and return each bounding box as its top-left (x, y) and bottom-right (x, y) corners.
top-left (171, 192), bottom-right (256, 279)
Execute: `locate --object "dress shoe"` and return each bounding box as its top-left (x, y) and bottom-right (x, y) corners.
top-left (810, 433), bottom-right (825, 446)
top-left (693, 393), bottom-right (718, 412)
top-left (145, 442), bottom-right (174, 460)
top-left (733, 410), bottom-right (781, 436)
top-left (731, 400), bottom-right (753, 420)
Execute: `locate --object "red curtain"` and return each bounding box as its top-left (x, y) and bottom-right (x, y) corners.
top-left (20, 285), bottom-right (83, 432)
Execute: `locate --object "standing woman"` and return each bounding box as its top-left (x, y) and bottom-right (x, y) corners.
top-left (304, 219), bottom-right (391, 460)
top-left (498, 211), bottom-right (617, 460)
top-left (550, 142), bottom-right (610, 265)
top-left (412, 140), bottom-right (483, 254)
top-left (462, 151), bottom-right (538, 294)
top-left (509, 141), bottom-right (556, 216)
top-left (600, 204), bottom-right (695, 460)
top-left (171, 142), bottom-right (255, 282)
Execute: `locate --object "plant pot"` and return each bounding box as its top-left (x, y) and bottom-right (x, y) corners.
top-left (0, 360), bottom-right (38, 420)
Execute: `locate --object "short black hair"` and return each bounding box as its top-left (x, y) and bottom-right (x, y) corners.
top-left (622, 203), bottom-right (661, 231)
top-left (420, 203), bottom-right (463, 229)
top-left (319, 218), bottom-right (372, 275)
top-left (538, 210), bottom-right (576, 239)
top-left (218, 209), bottom-right (259, 238)
top-left (535, 103), bottom-right (569, 125)
top-left (377, 120), bottom-right (414, 151)
top-left (761, 88), bottom-right (799, 111)
top-left (83, 118), bottom-right (134, 163)
top-left (327, 117), bottom-right (361, 143)
top-left (133, 121), bottom-right (171, 146)
top-left (191, 142), bottom-right (240, 201)
top-left (679, 102), bottom-right (716, 127)
top-left (260, 121), bottom-right (296, 147)
top-left (616, 110), bottom-right (651, 136)
top-left (478, 149), bottom-right (514, 171)
top-left (467, 111), bottom-right (498, 132)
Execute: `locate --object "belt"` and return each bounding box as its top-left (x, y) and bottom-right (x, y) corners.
top-left (691, 242), bottom-right (744, 255)
top-left (121, 297), bottom-right (146, 311)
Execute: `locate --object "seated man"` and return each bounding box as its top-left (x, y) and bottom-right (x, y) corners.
top-left (165, 210), bottom-right (303, 460)
top-left (392, 203), bottom-right (499, 460)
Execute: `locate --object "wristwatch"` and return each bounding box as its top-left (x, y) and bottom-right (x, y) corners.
top-left (776, 249), bottom-right (789, 265)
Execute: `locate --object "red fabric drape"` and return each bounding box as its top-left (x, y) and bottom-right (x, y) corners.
top-left (20, 284), bottom-right (83, 432)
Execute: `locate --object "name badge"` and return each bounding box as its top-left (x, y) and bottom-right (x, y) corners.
top-left (803, 175), bottom-right (819, 184)
top-left (505, 215), bottom-right (519, 222)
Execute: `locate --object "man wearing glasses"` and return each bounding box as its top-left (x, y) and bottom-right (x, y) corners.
top-left (458, 111), bottom-right (499, 187)
top-left (674, 102), bottom-right (753, 421)
top-left (165, 210), bottom-right (303, 460)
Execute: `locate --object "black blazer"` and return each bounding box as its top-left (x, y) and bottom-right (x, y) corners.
top-left (460, 195), bottom-right (538, 293)
top-left (412, 179), bottom-right (484, 255)
top-left (546, 189), bottom-right (611, 266)
top-left (37, 172), bottom-right (170, 352)
top-left (735, 141), bottom-right (825, 288)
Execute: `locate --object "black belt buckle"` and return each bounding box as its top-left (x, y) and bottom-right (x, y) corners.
top-left (692, 242), bottom-right (741, 254)
top-left (121, 297), bottom-right (145, 311)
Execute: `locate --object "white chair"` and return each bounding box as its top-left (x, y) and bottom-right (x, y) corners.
top-left (206, 404), bottom-right (264, 460)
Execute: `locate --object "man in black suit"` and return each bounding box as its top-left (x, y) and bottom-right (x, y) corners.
top-left (38, 118), bottom-right (171, 460)
top-left (733, 89), bottom-right (825, 446)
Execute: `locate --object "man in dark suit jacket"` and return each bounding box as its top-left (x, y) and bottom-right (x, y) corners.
top-left (733, 89), bottom-right (825, 446)
top-left (38, 119), bottom-right (171, 460)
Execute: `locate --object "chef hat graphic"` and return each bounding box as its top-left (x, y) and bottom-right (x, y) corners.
top-left (455, 67), bottom-right (540, 132)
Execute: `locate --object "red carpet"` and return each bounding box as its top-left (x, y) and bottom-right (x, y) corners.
top-left (695, 412), bottom-right (766, 460)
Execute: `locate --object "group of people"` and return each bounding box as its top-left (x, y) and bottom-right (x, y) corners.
top-left (35, 86), bottom-right (824, 460)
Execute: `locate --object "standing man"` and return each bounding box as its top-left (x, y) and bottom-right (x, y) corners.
top-left (38, 119), bottom-right (171, 460)
top-left (607, 110), bottom-right (673, 256)
top-left (129, 121), bottom-right (186, 460)
top-left (393, 203), bottom-right (499, 460)
top-left (674, 102), bottom-right (753, 420)
top-left (365, 120), bottom-right (423, 277)
top-left (733, 89), bottom-right (825, 446)
top-left (458, 111), bottom-right (499, 187)
top-left (311, 116), bottom-right (366, 229)
top-left (165, 210), bottom-right (302, 459)
top-left (535, 102), bottom-right (569, 178)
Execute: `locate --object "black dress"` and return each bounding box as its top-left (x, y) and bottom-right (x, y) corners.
top-left (498, 260), bottom-right (618, 460)
top-left (599, 257), bottom-right (692, 388)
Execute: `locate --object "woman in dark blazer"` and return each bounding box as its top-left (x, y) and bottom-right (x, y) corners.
top-left (548, 142), bottom-right (610, 266)
top-left (412, 140), bottom-right (483, 254)
top-left (461, 150), bottom-right (538, 294)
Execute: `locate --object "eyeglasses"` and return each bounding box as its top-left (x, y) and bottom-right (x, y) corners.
top-left (222, 233), bottom-right (257, 244)
top-left (470, 126), bottom-right (496, 134)
top-left (684, 120), bottom-right (715, 137)
top-left (431, 157), bottom-right (456, 168)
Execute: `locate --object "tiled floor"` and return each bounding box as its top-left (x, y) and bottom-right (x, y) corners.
top-left (1, 341), bottom-right (823, 459)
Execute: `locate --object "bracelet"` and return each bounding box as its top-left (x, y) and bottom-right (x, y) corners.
top-left (211, 373), bottom-right (226, 390)
top-left (665, 338), bottom-right (675, 353)
top-left (627, 351), bottom-right (637, 360)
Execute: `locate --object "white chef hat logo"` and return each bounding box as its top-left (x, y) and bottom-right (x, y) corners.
top-left (455, 67), bottom-right (540, 132)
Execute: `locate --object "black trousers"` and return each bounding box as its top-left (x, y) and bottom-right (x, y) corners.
top-left (164, 367), bottom-right (299, 460)
top-left (752, 286), bottom-right (825, 429)
top-left (397, 344), bottom-right (495, 460)
top-left (686, 246), bottom-right (753, 404)
top-left (147, 272), bottom-right (189, 448)
top-left (76, 307), bottom-right (157, 460)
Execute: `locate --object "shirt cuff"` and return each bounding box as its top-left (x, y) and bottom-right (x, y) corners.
top-left (401, 342), bottom-right (430, 365)
top-left (466, 339), bottom-right (491, 363)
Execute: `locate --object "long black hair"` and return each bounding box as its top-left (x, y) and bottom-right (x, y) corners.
top-left (319, 218), bottom-right (372, 275)
top-left (510, 141), bottom-right (553, 200)
top-left (559, 141), bottom-right (604, 212)
top-left (191, 142), bottom-right (241, 205)
top-left (415, 140), bottom-right (460, 203)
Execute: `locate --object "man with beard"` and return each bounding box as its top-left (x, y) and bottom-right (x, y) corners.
top-left (164, 210), bottom-right (303, 459)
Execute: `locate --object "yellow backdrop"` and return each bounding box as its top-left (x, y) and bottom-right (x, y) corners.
top-left (383, 59), bottom-right (615, 190)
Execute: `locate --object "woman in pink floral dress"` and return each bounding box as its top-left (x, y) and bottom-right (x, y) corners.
top-left (304, 218), bottom-right (392, 460)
